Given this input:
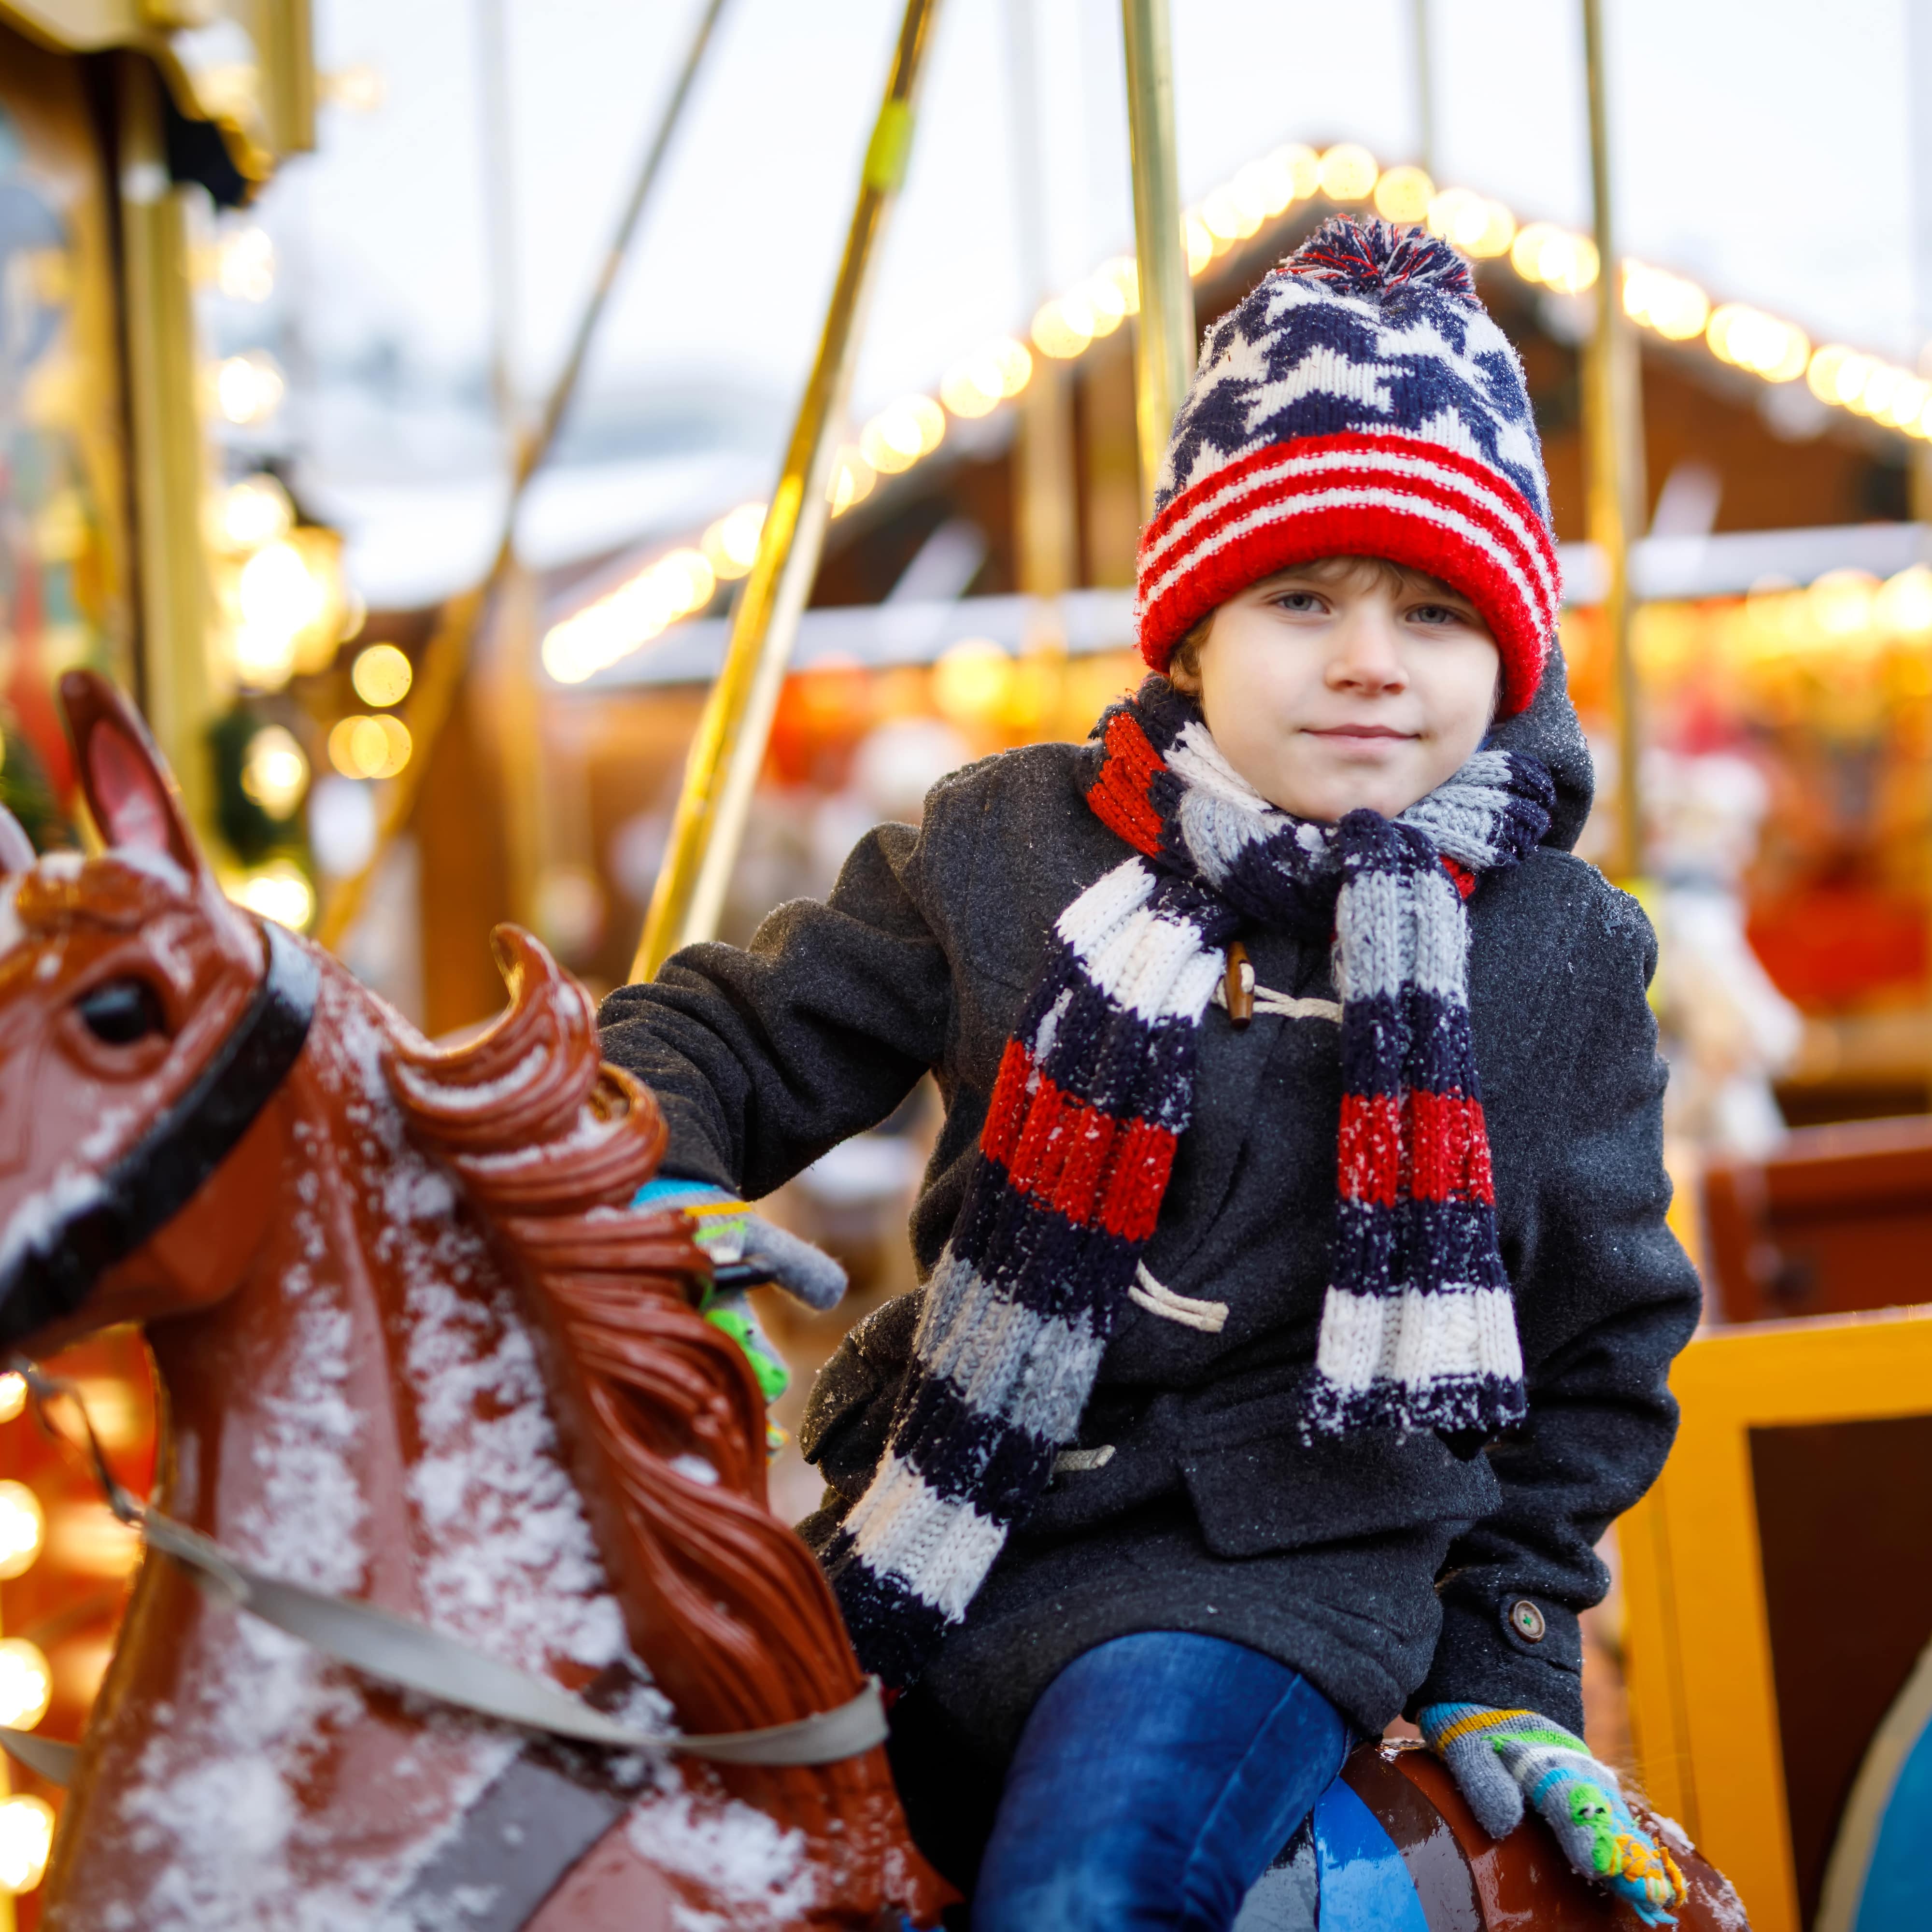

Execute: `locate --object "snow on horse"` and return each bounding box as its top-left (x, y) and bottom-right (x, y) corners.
top-left (0, 672), bottom-right (946, 1929)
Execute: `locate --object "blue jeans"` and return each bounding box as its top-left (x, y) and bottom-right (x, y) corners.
top-left (967, 1632), bottom-right (1350, 1932)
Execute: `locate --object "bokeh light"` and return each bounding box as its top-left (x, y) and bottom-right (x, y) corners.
top-left (351, 642), bottom-right (413, 707)
top-left (0, 1482), bottom-right (43, 1579)
top-left (241, 724), bottom-right (310, 818)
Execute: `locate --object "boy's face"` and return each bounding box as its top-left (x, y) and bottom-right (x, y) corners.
top-left (1171, 559), bottom-right (1501, 821)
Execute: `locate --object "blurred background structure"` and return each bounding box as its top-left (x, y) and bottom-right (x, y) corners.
top-left (0, 1), bottom-right (1929, 1926)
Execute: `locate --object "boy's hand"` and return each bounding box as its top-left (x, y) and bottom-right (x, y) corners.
top-left (1419, 1704), bottom-right (1687, 1925)
top-left (633, 1179), bottom-right (849, 1407)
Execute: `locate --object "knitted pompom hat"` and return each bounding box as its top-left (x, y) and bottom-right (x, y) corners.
top-left (1135, 215), bottom-right (1558, 718)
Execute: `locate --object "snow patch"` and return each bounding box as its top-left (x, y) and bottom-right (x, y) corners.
top-left (390, 1042), bottom-right (545, 1113)
top-left (0, 1166), bottom-right (106, 1282)
top-left (625, 1787), bottom-right (811, 1921)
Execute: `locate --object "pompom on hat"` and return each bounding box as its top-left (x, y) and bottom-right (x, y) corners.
top-left (1135, 215), bottom-right (1559, 718)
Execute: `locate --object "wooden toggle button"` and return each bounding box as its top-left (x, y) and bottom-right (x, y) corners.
top-left (1224, 940), bottom-right (1255, 1028)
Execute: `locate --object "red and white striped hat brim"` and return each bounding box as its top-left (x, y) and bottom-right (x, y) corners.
top-left (1136, 432), bottom-right (1561, 718)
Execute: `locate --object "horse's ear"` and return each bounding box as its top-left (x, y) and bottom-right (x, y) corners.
top-left (0, 806), bottom-right (32, 875)
top-left (58, 671), bottom-right (203, 876)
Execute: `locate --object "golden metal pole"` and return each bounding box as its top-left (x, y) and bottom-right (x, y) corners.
top-left (1410, 0), bottom-right (1436, 180)
top-left (117, 55), bottom-right (219, 842)
top-left (1121, 0), bottom-right (1193, 519)
top-left (631, 0), bottom-right (941, 981)
top-left (317, 0), bottom-right (731, 952)
top-left (1581, 0), bottom-right (1644, 881)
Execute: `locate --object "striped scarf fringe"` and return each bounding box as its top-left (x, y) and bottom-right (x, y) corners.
top-left (822, 679), bottom-right (1553, 1687)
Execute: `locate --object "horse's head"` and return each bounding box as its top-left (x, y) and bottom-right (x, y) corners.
top-left (0, 671), bottom-right (313, 1357)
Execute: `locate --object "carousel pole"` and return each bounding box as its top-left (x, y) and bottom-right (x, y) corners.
top-left (1410, 0), bottom-right (1437, 180)
top-left (1121, 0), bottom-right (1193, 517)
top-left (317, 0), bottom-right (731, 953)
top-left (630, 0), bottom-right (942, 981)
top-left (1581, 0), bottom-right (1645, 881)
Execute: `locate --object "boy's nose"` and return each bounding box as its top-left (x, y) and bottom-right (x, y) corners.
top-left (1325, 611), bottom-right (1408, 694)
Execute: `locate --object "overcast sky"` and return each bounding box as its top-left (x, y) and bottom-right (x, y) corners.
top-left (261, 0), bottom-right (1919, 598)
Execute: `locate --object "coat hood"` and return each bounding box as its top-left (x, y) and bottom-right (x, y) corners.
top-left (1487, 645), bottom-right (1592, 853)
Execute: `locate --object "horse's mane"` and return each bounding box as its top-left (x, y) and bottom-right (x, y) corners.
top-left (384, 934), bottom-right (949, 1915)
top-left (385, 927), bottom-right (865, 1739)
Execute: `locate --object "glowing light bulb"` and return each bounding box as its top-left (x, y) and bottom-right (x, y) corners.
top-left (1199, 188), bottom-right (1256, 242)
top-left (703, 502), bottom-right (767, 579)
top-left (327, 713), bottom-right (412, 781)
top-left (941, 359), bottom-right (1001, 419)
top-left (232, 860), bottom-right (315, 931)
top-left (1622, 264), bottom-right (1710, 342)
top-left (0, 1640), bottom-right (50, 1731)
top-left (350, 642), bottom-right (412, 707)
top-left (989, 336), bottom-right (1035, 394)
top-left (0, 1794), bottom-right (54, 1895)
top-left (1877, 564), bottom-right (1932, 636)
top-left (217, 225), bottom-right (275, 302)
top-left (0, 1373), bottom-right (24, 1423)
top-left (828, 450), bottom-right (874, 515)
top-left (1805, 343), bottom-right (1866, 404)
top-left (1372, 165), bottom-right (1434, 225)
top-left (1808, 568), bottom-right (1878, 638)
top-left (1510, 224), bottom-right (1598, 294)
top-left (1229, 162), bottom-right (1279, 225)
top-left (1183, 213), bottom-right (1214, 276)
top-left (1083, 275), bottom-right (1127, 335)
top-left (1031, 298), bottom-right (1093, 361)
top-left (214, 350), bottom-right (286, 426)
top-left (1426, 188), bottom-right (1514, 258)
top-left (932, 638), bottom-right (1015, 725)
top-left (215, 473), bottom-right (293, 552)
top-left (240, 724), bottom-right (310, 818)
top-left (233, 538), bottom-right (332, 691)
top-left (0, 1482), bottom-right (43, 1578)
top-left (1707, 306), bottom-right (1809, 383)
top-left (1317, 143), bottom-right (1378, 202)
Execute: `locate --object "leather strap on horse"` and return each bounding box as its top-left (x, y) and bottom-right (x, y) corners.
top-left (0, 918), bottom-right (318, 1346)
top-left (3, 1373), bottom-right (888, 1790)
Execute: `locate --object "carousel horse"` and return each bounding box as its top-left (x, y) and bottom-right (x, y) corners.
top-left (0, 673), bottom-right (1748, 1932)
top-left (0, 673), bottom-right (947, 1929)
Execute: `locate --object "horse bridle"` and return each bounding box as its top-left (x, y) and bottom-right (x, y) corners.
top-left (0, 917), bottom-right (318, 1349)
top-left (0, 916), bottom-right (886, 1802)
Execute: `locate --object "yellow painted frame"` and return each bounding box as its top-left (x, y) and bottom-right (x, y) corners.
top-left (1620, 1304), bottom-right (1932, 1932)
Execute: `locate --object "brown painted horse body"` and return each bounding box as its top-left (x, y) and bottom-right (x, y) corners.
top-left (0, 676), bottom-right (945, 1929)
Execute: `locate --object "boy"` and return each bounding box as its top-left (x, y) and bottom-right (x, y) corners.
top-left (601, 218), bottom-right (1700, 1931)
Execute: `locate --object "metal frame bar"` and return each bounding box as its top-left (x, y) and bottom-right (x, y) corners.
top-left (1121, 0), bottom-right (1192, 520)
top-left (1581, 0), bottom-right (1644, 881)
top-left (631, 0), bottom-right (941, 980)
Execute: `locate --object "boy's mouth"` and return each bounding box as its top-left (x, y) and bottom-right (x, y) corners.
top-left (1303, 724), bottom-right (1416, 741)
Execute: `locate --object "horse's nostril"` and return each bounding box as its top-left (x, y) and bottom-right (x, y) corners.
top-left (77, 979), bottom-right (166, 1046)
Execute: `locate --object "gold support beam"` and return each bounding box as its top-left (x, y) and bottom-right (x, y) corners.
top-left (318, 0), bottom-right (730, 952)
top-left (631, 0), bottom-right (941, 981)
top-left (117, 54), bottom-right (218, 839)
top-left (1121, 0), bottom-right (1192, 519)
top-left (1581, 0), bottom-right (1645, 881)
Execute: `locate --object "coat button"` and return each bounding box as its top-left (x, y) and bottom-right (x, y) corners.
top-left (1508, 1599), bottom-right (1547, 1642)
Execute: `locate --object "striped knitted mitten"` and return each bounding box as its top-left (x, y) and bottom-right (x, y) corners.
top-left (634, 1179), bottom-right (849, 1407)
top-left (1420, 1704), bottom-right (1687, 1926)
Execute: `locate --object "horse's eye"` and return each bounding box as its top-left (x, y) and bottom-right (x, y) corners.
top-left (77, 979), bottom-right (166, 1045)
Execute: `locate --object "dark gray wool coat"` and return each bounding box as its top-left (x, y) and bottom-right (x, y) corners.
top-left (597, 655), bottom-right (1702, 1752)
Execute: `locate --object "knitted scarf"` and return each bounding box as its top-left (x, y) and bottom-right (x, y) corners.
top-left (822, 680), bottom-right (1554, 1687)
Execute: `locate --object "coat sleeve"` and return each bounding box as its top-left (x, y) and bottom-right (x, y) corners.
top-left (1409, 884), bottom-right (1703, 1734)
top-left (596, 813), bottom-right (956, 1198)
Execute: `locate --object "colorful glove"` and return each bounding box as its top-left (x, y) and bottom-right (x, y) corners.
top-left (633, 1179), bottom-right (848, 1406)
top-left (1420, 1704), bottom-right (1687, 1926)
